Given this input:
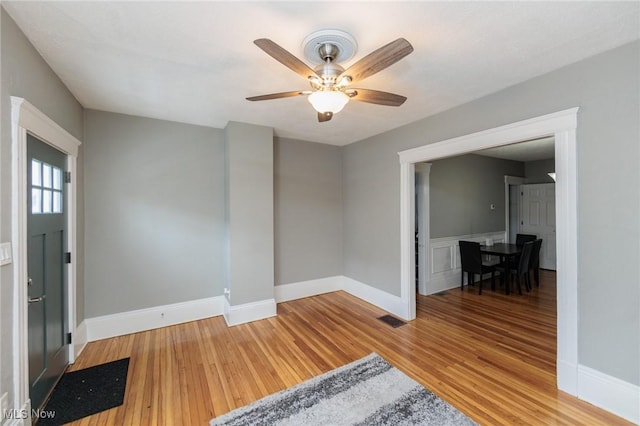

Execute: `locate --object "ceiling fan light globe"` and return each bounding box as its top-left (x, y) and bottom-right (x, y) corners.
top-left (308, 90), bottom-right (349, 114)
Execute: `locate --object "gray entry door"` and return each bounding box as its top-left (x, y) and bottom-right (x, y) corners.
top-left (27, 134), bottom-right (69, 410)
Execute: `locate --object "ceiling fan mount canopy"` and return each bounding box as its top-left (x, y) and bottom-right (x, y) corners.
top-left (247, 29), bottom-right (413, 122)
top-left (302, 29), bottom-right (358, 65)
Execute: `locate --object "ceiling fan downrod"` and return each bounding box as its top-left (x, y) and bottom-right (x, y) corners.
top-left (313, 43), bottom-right (346, 87)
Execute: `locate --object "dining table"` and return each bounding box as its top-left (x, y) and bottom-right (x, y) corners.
top-left (480, 242), bottom-right (522, 295)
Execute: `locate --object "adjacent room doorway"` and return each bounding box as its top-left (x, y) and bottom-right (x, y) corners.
top-left (398, 107), bottom-right (579, 395)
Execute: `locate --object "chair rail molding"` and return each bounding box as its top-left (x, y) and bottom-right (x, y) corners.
top-left (398, 108), bottom-right (580, 398)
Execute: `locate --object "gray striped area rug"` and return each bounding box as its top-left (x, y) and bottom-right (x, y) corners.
top-left (210, 353), bottom-right (477, 425)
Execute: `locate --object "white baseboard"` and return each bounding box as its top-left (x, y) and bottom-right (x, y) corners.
top-left (274, 275), bottom-right (409, 320)
top-left (73, 320), bottom-right (88, 359)
top-left (577, 365), bottom-right (640, 424)
top-left (341, 276), bottom-right (409, 320)
top-left (85, 296), bottom-right (225, 342)
top-left (426, 271), bottom-right (497, 295)
top-left (223, 298), bottom-right (277, 327)
top-left (275, 276), bottom-right (343, 303)
top-left (557, 359), bottom-right (578, 396)
top-left (424, 272), bottom-right (461, 295)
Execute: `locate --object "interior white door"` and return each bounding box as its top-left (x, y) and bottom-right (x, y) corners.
top-left (520, 183), bottom-right (556, 270)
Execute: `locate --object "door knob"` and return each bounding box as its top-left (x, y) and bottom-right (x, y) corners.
top-left (28, 295), bottom-right (46, 304)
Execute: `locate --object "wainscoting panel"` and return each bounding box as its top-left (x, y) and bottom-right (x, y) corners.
top-left (431, 246), bottom-right (453, 274)
top-left (424, 231), bottom-right (506, 295)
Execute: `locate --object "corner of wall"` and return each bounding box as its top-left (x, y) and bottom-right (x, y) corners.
top-left (223, 298), bottom-right (276, 327)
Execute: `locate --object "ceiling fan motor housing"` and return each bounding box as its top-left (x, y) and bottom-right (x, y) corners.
top-left (312, 61), bottom-right (345, 87)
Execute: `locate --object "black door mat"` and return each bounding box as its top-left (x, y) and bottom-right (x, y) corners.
top-left (38, 357), bottom-right (129, 425)
top-left (377, 314), bottom-right (407, 328)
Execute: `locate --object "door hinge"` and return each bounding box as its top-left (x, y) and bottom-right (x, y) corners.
top-left (66, 332), bottom-right (72, 344)
top-left (64, 171), bottom-right (71, 183)
top-left (65, 252), bottom-right (71, 264)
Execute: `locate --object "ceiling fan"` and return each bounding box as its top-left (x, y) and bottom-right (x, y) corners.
top-left (246, 30), bottom-right (413, 123)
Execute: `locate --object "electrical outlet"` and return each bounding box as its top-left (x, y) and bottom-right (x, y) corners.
top-left (0, 392), bottom-right (9, 419)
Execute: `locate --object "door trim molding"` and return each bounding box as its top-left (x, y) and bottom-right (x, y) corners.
top-left (504, 175), bottom-right (525, 243)
top-left (415, 163), bottom-right (431, 296)
top-left (398, 107), bottom-right (579, 396)
top-left (11, 97), bottom-right (81, 414)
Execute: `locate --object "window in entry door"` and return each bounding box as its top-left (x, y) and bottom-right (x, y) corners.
top-left (31, 159), bottom-right (63, 214)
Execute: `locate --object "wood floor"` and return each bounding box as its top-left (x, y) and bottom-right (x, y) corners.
top-left (66, 270), bottom-right (631, 425)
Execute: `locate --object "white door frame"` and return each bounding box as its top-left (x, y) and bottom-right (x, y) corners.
top-left (398, 107), bottom-right (579, 395)
top-left (415, 163), bottom-right (431, 295)
top-left (504, 175), bottom-right (526, 243)
top-left (11, 97), bottom-right (81, 415)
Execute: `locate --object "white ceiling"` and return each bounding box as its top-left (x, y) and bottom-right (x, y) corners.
top-left (3, 1), bottom-right (639, 146)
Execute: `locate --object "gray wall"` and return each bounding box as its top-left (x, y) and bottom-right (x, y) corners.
top-left (274, 137), bottom-right (343, 285)
top-left (525, 158), bottom-right (556, 183)
top-left (343, 41), bottom-right (639, 385)
top-left (429, 154), bottom-right (524, 238)
top-left (1, 6), bottom-right (84, 409)
top-left (224, 122), bottom-right (274, 305)
top-left (83, 110), bottom-right (225, 317)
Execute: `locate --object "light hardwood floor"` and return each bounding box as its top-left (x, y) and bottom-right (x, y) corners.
top-left (66, 270), bottom-right (631, 425)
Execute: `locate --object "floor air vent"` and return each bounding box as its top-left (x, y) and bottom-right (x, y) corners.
top-left (377, 315), bottom-right (407, 328)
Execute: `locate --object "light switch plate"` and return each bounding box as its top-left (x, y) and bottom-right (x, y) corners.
top-left (0, 242), bottom-right (12, 266)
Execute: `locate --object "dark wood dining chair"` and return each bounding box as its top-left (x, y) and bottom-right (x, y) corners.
top-left (459, 241), bottom-right (497, 295)
top-left (513, 233), bottom-right (536, 271)
top-left (528, 239), bottom-right (543, 287)
top-left (496, 240), bottom-right (534, 295)
top-left (516, 233), bottom-right (536, 246)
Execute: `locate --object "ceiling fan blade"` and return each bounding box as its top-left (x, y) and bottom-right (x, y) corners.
top-left (340, 38), bottom-right (413, 83)
top-left (246, 91), bottom-right (308, 101)
top-left (318, 111), bottom-right (333, 122)
top-left (254, 39), bottom-right (319, 80)
top-left (348, 89), bottom-right (407, 106)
